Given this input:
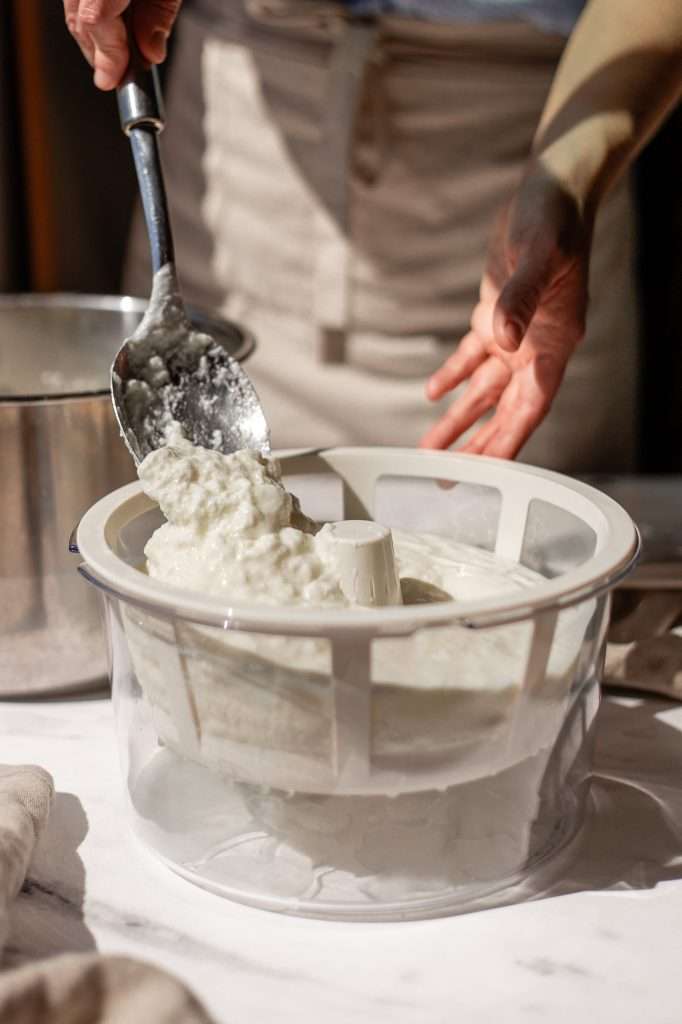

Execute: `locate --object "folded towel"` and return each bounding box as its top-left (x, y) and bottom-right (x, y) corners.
top-left (0, 763), bottom-right (214, 1023)
top-left (0, 952), bottom-right (215, 1023)
top-left (0, 764), bottom-right (54, 951)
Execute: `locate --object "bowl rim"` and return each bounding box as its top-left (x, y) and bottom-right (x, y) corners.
top-left (0, 292), bottom-right (255, 404)
top-left (74, 447), bottom-right (640, 635)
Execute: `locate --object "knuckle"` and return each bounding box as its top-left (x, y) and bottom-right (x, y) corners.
top-left (78, 2), bottom-right (107, 28)
top-left (98, 38), bottom-right (126, 56)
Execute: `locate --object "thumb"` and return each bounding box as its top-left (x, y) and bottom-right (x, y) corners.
top-left (492, 251), bottom-right (553, 353)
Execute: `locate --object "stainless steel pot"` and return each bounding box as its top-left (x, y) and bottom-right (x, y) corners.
top-left (0, 293), bottom-right (254, 696)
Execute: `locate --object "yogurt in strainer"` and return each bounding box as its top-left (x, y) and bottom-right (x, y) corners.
top-left (122, 441), bottom-right (584, 795)
top-left (137, 440), bottom-right (544, 609)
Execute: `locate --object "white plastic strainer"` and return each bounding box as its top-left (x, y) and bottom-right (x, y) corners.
top-left (78, 447), bottom-right (637, 629)
top-left (76, 448), bottom-right (638, 799)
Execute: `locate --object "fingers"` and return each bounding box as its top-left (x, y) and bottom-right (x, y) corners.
top-left (467, 292), bottom-right (530, 368)
top-left (461, 409), bottom-right (537, 461)
top-left (63, 0), bottom-right (81, 28)
top-left (425, 332), bottom-right (487, 401)
top-left (456, 415), bottom-right (499, 456)
top-left (133, 0), bottom-right (182, 64)
top-left (85, 10), bottom-right (130, 90)
top-left (458, 410), bottom-right (533, 461)
top-left (64, 1), bottom-right (182, 89)
top-left (492, 251), bottom-right (553, 354)
top-left (460, 354), bottom-right (564, 460)
top-left (479, 272), bottom-right (500, 306)
top-left (64, 0), bottom-right (129, 88)
top-left (64, 0), bottom-right (96, 65)
top-left (420, 358), bottom-right (509, 450)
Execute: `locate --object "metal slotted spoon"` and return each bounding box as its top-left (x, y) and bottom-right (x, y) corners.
top-left (112, 42), bottom-right (269, 465)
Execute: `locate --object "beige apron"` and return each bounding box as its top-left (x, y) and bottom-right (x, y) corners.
top-left (126, 0), bottom-right (639, 472)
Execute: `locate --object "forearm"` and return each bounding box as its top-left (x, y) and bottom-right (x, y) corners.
top-left (531, 0), bottom-right (682, 215)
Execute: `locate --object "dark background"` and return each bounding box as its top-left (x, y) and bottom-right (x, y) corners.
top-left (2, 2), bottom-right (680, 471)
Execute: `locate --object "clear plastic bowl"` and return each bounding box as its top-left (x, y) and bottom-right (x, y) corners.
top-left (75, 448), bottom-right (638, 920)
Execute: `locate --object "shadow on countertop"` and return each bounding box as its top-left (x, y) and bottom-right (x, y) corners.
top-left (543, 694), bottom-right (682, 898)
top-left (3, 791), bottom-right (96, 967)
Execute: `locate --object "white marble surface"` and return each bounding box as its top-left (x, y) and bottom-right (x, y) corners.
top-left (2, 691), bottom-right (682, 1023)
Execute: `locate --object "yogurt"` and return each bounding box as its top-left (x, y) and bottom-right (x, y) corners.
top-left (138, 440), bottom-right (542, 608)
top-left (126, 441), bottom-right (586, 795)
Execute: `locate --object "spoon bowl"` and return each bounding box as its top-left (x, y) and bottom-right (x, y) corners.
top-left (114, 49), bottom-right (269, 464)
top-left (111, 264), bottom-right (268, 464)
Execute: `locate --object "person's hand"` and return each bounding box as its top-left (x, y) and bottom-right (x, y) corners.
top-left (420, 170), bottom-right (593, 460)
top-left (64, 1), bottom-right (182, 90)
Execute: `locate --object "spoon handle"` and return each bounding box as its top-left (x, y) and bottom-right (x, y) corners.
top-left (116, 17), bottom-right (175, 273)
top-left (117, 7), bottom-right (165, 134)
top-left (127, 128), bottom-right (175, 273)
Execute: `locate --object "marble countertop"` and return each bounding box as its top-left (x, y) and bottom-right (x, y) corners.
top-left (3, 691), bottom-right (682, 1024)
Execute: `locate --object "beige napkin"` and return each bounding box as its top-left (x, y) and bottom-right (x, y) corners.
top-left (0, 764), bottom-right (215, 1024)
top-left (0, 765), bottom-right (54, 951)
top-left (0, 953), bottom-right (215, 1023)
top-left (605, 591), bottom-right (682, 700)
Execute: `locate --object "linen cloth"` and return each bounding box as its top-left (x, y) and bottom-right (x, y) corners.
top-left (0, 764), bottom-right (214, 1024)
top-left (0, 765), bottom-right (54, 952)
top-left (127, 2), bottom-right (639, 474)
top-left (0, 953), bottom-right (215, 1024)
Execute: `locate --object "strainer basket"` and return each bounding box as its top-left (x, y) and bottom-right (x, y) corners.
top-left (75, 447), bottom-right (638, 919)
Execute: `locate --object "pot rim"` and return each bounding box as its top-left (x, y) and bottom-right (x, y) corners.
top-left (0, 292), bottom-right (255, 404)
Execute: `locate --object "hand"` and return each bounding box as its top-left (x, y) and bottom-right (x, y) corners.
top-left (64, 0), bottom-right (182, 90)
top-left (420, 170), bottom-right (593, 460)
